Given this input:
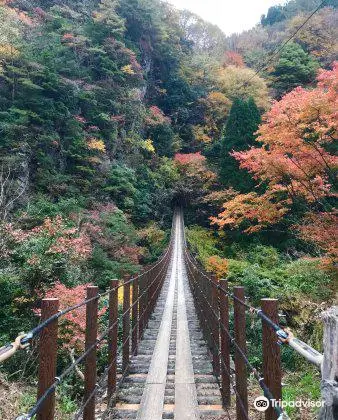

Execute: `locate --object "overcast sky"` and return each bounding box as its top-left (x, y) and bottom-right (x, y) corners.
top-left (167, 0), bottom-right (284, 35)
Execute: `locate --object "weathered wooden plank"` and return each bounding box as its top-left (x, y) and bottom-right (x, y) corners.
top-left (137, 383), bottom-right (167, 419)
top-left (136, 217), bottom-right (178, 420)
top-left (175, 221), bottom-right (200, 419)
top-left (175, 384), bottom-right (200, 419)
top-left (319, 306), bottom-right (338, 420)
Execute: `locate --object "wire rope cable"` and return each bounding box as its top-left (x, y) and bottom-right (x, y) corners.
top-left (237, 0), bottom-right (329, 88)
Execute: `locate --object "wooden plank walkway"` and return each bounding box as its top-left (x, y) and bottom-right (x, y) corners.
top-left (106, 212), bottom-right (229, 420)
top-left (136, 216), bottom-right (178, 420)
top-left (174, 217), bottom-right (199, 420)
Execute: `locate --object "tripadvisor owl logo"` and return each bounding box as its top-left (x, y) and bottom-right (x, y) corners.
top-left (254, 396), bottom-right (270, 412)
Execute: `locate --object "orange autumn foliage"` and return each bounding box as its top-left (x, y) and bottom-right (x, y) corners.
top-left (175, 152), bottom-right (206, 166)
top-left (211, 191), bottom-right (289, 233)
top-left (212, 63), bottom-right (337, 262)
top-left (205, 255), bottom-right (229, 279)
top-left (296, 212), bottom-right (338, 266)
top-left (175, 152), bottom-right (217, 189)
top-left (223, 51), bottom-right (245, 68)
top-left (234, 65), bottom-right (338, 204)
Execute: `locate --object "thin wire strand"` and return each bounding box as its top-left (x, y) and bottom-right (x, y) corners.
top-left (74, 252), bottom-right (170, 419)
top-left (237, 0), bottom-right (328, 88)
top-left (186, 262), bottom-right (250, 420)
top-left (17, 229), bottom-right (175, 349)
top-left (185, 255), bottom-right (285, 418)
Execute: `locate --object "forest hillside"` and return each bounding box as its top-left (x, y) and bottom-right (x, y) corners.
top-left (0, 0), bottom-right (337, 418)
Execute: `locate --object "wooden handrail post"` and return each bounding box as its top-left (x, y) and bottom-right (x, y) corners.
top-left (219, 279), bottom-right (231, 407)
top-left (139, 271), bottom-right (145, 340)
top-left (319, 306), bottom-right (338, 420)
top-left (205, 272), bottom-right (213, 360)
top-left (84, 286), bottom-right (99, 420)
top-left (145, 270), bottom-right (150, 328)
top-left (261, 298), bottom-right (282, 420)
top-left (234, 287), bottom-right (248, 420)
top-left (211, 274), bottom-right (220, 377)
top-left (122, 277), bottom-right (131, 373)
top-left (150, 267), bottom-right (156, 317)
top-left (108, 279), bottom-right (118, 405)
top-left (132, 278), bottom-right (139, 355)
top-left (37, 298), bottom-right (59, 420)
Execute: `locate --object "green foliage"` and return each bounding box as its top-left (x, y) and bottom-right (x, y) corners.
top-left (21, 197), bottom-right (86, 225)
top-left (149, 124), bottom-right (175, 157)
top-left (0, 272), bottom-right (33, 345)
top-left (261, 5), bottom-right (286, 26)
top-left (104, 165), bottom-right (137, 211)
top-left (271, 42), bottom-right (319, 97)
top-left (226, 245), bottom-right (334, 304)
top-left (137, 222), bottom-right (167, 263)
top-left (228, 261), bottom-right (280, 303)
top-left (187, 227), bottom-right (334, 306)
top-left (93, 0), bottom-right (125, 39)
top-left (19, 385), bottom-right (77, 419)
top-left (186, 226), bottom-right (220, 264)
top-left (283, 259), bottom-right (333, 299)
top-left (220, 97), bottom-right (261, 191)
top-left (261, 0), bottom-right (337, 27)
top-left (246, 245), bottom-right (280, 269)
top-left (283, 370), bottom-right (322, 417)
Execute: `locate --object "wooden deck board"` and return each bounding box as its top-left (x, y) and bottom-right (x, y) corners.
top-left (136, 217), bottom-right (178, 420)
top-left (174, 221), bottom-right (199, 419)
top-left (109, 212), bottom-right (229, 420)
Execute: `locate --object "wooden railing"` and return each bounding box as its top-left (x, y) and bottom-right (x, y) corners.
top-left (184, 247), bottom-right (336, 420)
top-left (12, 228), bottom-right (174, 420)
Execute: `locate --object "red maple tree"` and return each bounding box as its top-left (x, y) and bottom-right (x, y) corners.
top-left (212, 62), bottom-right (337, 264)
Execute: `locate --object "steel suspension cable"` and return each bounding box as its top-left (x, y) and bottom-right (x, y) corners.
top-left (185, 256), bottom-right (287, 419)
top-left (185, 248), bottom-right (323, 367)
top-left (18, 252), bottom-right (171, 419)
top-left (3, 231), bottom-right (175, 363)
top-left (185, 261), bottom-right (250, 420)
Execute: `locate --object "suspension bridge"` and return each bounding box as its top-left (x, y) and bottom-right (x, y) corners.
top-left (1, 210), bottom-right (337, 420)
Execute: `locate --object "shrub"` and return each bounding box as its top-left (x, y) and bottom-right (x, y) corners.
top-left (186, 226), bottom-right (220, 264)
top-left (205, 255), bottom-right (228, 278)
top-left (137, 222), bottom-right (167, 263)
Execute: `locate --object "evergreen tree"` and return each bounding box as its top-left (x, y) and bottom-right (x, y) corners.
top-left (271, 42), bottom-right (319, 97)
top-left (261, 5), bottom-right (286, 26)
top-left (220, 97), bottom-right (261, 192)
top-left (93, 0), bottom-right (125, 39)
